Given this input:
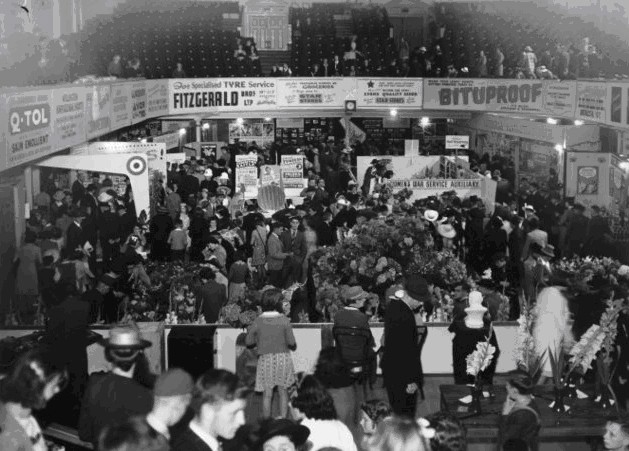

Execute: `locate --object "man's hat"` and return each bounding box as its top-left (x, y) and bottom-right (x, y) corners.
top-left (423, 209), bottom-right (439, 222)
top-left (437, 223), bottom-right (457, 239)
top-left (405, 277), bottom-right (431, 302)
top-left (216, 186), bottom-right (232, 196)
top-left (540, 244), bottom-right (555, 258)
top-left (99, 325), bottom-right (152, 350)
top-left (69, 207), bottom-right (87, 219)
top-left (100, 272), bottom-right (119, 287)
top-left (53, 190), bottom-right (65, 201)
top-left (339, 285), bottom-right (368, 302)
top-left (204, 169), bottom-right (213, 177)
top-left (154, 368), bottom-right (194, 397)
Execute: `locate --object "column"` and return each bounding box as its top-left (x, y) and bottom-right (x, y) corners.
top-left (195, 119), bottom-right (202, 144)
top-left (24, 166), bottom-right (33, 210)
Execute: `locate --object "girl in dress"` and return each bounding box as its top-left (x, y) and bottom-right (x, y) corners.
top-left (301, 217), bottom-right (318, 283)
top-left (246, 289), bottom-right (296, 418)
top-left (228, 250), bottom-right (249, 303)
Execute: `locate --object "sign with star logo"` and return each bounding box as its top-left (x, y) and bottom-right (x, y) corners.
top-left (356, 78), bottom-right (422, 109)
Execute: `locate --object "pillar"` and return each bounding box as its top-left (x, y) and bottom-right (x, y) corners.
top-left (24, 166), bottom-right (33, 210)
top-left (195, 119), bottom-right (202, 144)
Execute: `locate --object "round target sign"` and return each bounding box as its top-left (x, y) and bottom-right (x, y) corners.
top-left (126, 156), bottom-right (147, 175)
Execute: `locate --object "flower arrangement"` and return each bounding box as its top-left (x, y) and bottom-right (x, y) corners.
top-left (466, 325), bottom-right (497, 386)
top-left (595, 298), bottom-right (624, 408)
top-left (407, 249), bottom-right (467, 288)
top-left (552, 256), bottom-right (624, 294)
top-left (513, 305), bottom-right (545, 383)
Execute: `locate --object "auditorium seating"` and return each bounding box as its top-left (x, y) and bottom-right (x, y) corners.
top-left (289, 4), bottom-right (396, 76)
top-left (78, 1), bottom-right (262, 79)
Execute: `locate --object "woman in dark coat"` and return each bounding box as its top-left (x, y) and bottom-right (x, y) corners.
top-left (149, 206), bottom-right (174, 261)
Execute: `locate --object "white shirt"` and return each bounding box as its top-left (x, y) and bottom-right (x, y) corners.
top-left (189, 420), bottom-right (220, 451)
top-left (300, 418), bottom-right (357, 451)
top-left (146, 412), bottom-right (170, 440)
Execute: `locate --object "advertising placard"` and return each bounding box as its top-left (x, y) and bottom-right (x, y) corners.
top-left (146, 79), bottom-right (169, 119)
top-left (387, 178), bottom-right (481, 201)
top-left (445, 135), bottom-right (469, 149)
top-left (423, 79), bottom-right (544, 114)
top-left (86, 85), bottom-right (111, 139)
top-left (52, 86), bottom-right (86, 150)
top-left (168, 78), bottom-right (277, 114)
top-left (355, 78), bottom-right (422, 108)
top-left (260, 165), bottom-right (281, 187)
top-left (110, 83), bottom-right (132, 130)
top-left (131, 81), bottom-right (147, 124)
top-left (152, 132), bottom-right (180, 150)
top-left (276, 78), bottom-right (352, 108)
top-left (280, 155), bottom-right (305, 189)
top-left (576, 82), bottom-right (608, 122)
top-left (235, 154), bottom-right (259, 198)
top-left (4, 89), bottom-right (54, 170)
top-left (577, 166), bottom-right (599, 195)
top-left (542, 80), bottom-right (577, 117)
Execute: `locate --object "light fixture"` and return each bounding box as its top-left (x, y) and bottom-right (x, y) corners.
top-left (389, 109), bottom-right (398, 117)
top-left (202, 122), bottom-right (210, 130)
top-left (546, 118), bottom-right (558, 125)
top-left (345, 100), bottom-right (357, 113)
top-left (179, 128), bottom-right (186, 136)
top-left (140, 138), bottom-right (147, 143)
top-left (236, 118), bottom-right (244, 125)
top-left (420, 117), bottom-right (430, 127)
top-left (264, 117), bottom-right (272, 122)
top-left (554, 144), bottom-right (564, 152)
top-left (574, 120), bottom-right (584, 126)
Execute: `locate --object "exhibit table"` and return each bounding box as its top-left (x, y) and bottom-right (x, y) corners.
top-left (440, 384), bottom-right (609, 444)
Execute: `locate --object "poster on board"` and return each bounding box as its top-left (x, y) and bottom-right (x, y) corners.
top-left (577, 166), bottom-right (599, 195)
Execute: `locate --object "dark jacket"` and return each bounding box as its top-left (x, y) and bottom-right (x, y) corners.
top-left (382, 299), bottom-right (420, 385)
top-left (66, 222), bottom-right (86, 255)
top-left (497, 400), bottom-right (541, 451)
top-left (172, 427), bottom-right (216, 451)
top-left (280, 229), bottom-right (308, 263)
top-left (333, 308), bottom-right (375, 362)
top-left (195, 280), bottom-right (227, 323)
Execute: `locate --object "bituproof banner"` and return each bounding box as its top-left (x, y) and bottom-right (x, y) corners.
top-left (168, 78), bottom-right (277, 114)
top-left (355, 78), bottom-right (422, 108)
top-left (3, 88), bottom-right (54, 171)
top-left (423, 78), bottom-right (545, 114)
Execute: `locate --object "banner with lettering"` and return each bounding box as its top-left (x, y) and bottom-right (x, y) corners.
top-left (575, 82), bottom-right (608, 122)
top-left (355, 78), bottom-right (422, 108)
top-left (146, 79), bottom-right (169, 119)
top-left (423, 78), bottom-right (544, 114)
top-left (235, 154), bottom-right (259, 198)
top-left (52, 86), bottom-right (87, 150)
top-left (280, 155), bottom-right (305, 189)
top-left (131, 81), bottom-right (147, 124)
top-left (152, 132), bottom-right (180, 150)
top-left (542, 80), bottom-right (577, 117)
top-left (260, 165), bottom-right (281, 187)
top-left (3, 89), bottom-right (54, 171)
top-left (85, 142), bottom-right (166, 182)
top-left (86, 85), bottom-right (111, 139)
top-left (168, 78), bottom-right (277, 114)
top-left (388, 178), bottom-right (482, 201)
top-left (110, 83), bottom-right (132, 130)
top-left (276, 78), bottom-right (353, 108)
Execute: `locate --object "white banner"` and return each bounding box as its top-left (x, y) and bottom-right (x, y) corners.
top-left (82, 141), bottom-right (167, 183)
top-left (110, 83), bottom-right (132, 130)
top-left (355, 78), bottom-right (422, 108)
top-left (575, 81), bottom-right (608, 122)
top-left (542, 80), bottom-right (577, 117)
top-left (276, 78), bottom-right (354, 108)
top-left (168, 78), bottom-right (277, 114)
top-left (281, 154), bottom-right (305, 189)
top-left (152, 132), bottom-right (180, 150)
top-left (52, 86), bottom-right (87, 150)
top-left (86, 85), bottom-right (111, 139)
top-left (145, 79), bottom-right (169, 119)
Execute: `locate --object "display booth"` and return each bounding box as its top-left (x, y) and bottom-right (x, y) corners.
top-left (565, 152), bottom-right (627, 208)
top-left (37, 153), bottom-right (150, 217)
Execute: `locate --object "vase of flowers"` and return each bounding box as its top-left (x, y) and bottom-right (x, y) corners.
top-left (465, 325), bottom-right (496, 414)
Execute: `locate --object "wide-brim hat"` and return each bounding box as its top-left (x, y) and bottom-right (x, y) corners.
top-left (523, 203), bottom-right (535, 213)
top-left (204, 169), bottom-right (213, 177)
top-left (540, 244), bottom-right (555, 258)
top-left (99, 325), bottom-right (152, 350)
top-left (337, 198), bottom-right (350, 207)
top-left (254, 419), bottom-right (310, 449)
top-left (216, 186), bottom-right (232, 196)
top-left (423, 209), bottom-right (439, 222)
top-left (437, 223), bottom-right (456, 239)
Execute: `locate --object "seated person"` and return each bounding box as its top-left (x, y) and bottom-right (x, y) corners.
top-left (498, 371), bottom-right (541, 451)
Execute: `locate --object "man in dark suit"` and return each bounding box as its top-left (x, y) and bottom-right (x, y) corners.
top-left (267, 222), bottom-right (290, 288)
top-left (81, 183), bottom-right (99, 222)
top-left (79, 326), bottom-right (154, 448)
top-left (318, 211), bottom-right (335, 246)
top-left (171, 369), bottom-right (250, 451)
top-left (72, 172), bottom-right (87, 205)
top-left (195, 268), bottom-right (227, 323)
top-left (382, 276), bottom-right (424, 418)
top-left (280, 216), bottom-right (308, 285)
top-left (65, 207), bottom-right (87, 257)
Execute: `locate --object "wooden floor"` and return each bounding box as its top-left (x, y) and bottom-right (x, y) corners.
top-left (246, 374), bottom-right (599, 451)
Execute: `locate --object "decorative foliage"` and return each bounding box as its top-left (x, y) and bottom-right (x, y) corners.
top-left (514, 306), bottom-right (545, 383)
top-left (568, 325), bottom-right (606, 375)
top-left (552, 256), bottom-right (624, 294)
top-left (466, 325), bottom-right (496, 380)
top-left (407, 249), bottom-right (467, 287)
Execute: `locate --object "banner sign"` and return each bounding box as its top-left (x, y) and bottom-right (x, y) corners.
top-left (52, 86), bottom-right (86, 150)
top-left (280, 155), bottom-right (305, 189)
top-left (356, 78), bottom-right (422, 108)
top-left (86, 85), bottom-right (111, 139)
top-left (260, 165), bottom-right (281, 187)
top-left (445, 135), bottom-right (469, 149)
top-left (276, 78), bottom-right (352, 108)
top-left (110, 83), bottom-right (132, 130)
top-left (576, 82), bottom-right (608, 122)
top-left (4, 89), bottom-right (54, 170)
top-left (168, 78), bottom-right (277, 114)
top-left (235, 154), bottom-right (258, 198)
top-left (542, 80), bottom-right (577, 117)
top-left (423, 79), bottom-right (544, 114)
top-left (131, 81), bottom-right (147, 124)
top-left (152, 132), bottom-right (180, 150)
top-left (146, 80), bottom-right (169, 119)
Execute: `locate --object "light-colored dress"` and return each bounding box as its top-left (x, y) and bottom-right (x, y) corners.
top-left (251, 225), bottom-right (267, 267)
top-left (300, 418), bottom-right (357, 451)
top-left (302, 228), bottom-right (318, 281)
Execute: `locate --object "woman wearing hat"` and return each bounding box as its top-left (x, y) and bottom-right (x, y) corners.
top-left (252, 418), bottom-right (310, 451)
